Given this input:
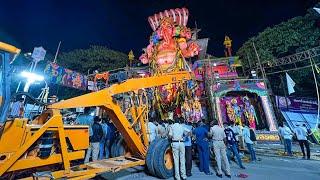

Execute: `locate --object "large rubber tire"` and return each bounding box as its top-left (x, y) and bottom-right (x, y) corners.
top-left (145, 138), bottom-right (164, 176)
top-left (153, 139), bottom-right (174, 179)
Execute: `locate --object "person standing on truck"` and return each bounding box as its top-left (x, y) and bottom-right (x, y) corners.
top-left (193, 120), bottom-right (212, 175)
top-left (85, 116), bottom-right (103, 163)
top-left (168, 117), bottom-right (191, 180)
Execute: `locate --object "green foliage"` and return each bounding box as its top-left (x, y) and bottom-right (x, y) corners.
top-left (237, 9), bottom-right (320, 68)
top-left (57, 45), bottom-right (128, 74)
top-left (236, 7), bottom-right (320, 98)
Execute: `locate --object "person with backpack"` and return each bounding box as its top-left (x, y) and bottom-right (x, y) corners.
top-left (85, 116), bottom-right (104, 163)
top-left (242, 122), bottom-right (257, 162)
top-left (224, 122), bottom-right (245, 169)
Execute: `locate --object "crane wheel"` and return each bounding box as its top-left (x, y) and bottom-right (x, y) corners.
top-left (145, 138), bottom-right (164, 176)
top-left (153, 139), bottom-right (174, 179)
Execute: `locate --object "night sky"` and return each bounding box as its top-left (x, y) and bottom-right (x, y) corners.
top-left (0, 0), bottom-right (318, 57)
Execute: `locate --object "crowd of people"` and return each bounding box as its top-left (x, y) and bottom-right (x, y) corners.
top-left (278, 122), bottom-right (312, 159)
top-left (148, 115), bottom-right (258, 179)
top-left (73, 108), bottom-right (315, 180)
top-left (74, 109), bottom-right (116, 163)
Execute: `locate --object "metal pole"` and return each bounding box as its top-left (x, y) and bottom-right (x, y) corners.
top-left (53, 41), bottom-right (61, 64)
top-left (252, 42), bottom-right (266, 80)
top-left (280, 74), bottom-right (289, 110)
top-left (309, 58), bottom-right (320, 130)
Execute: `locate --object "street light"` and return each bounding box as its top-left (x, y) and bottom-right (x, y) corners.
top-left (313, 7), bottom-right (320, 14)
top-left (20, 71), bottom-right (44, 92)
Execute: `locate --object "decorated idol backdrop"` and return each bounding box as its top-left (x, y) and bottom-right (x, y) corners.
top-left (44, 62), bottom-right (88, 90)
top-left (139, 8), bottom-right (202, 122)
top-left (213, 80), bottom-right (277, 131)
top-left (220, 95), bottom-right (266, 130)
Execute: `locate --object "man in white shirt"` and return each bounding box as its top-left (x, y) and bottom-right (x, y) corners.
top-left (242, 122), bottom-right (257, 162)
top-left (279, 123), bottom-right (293, 156)
top-left (148, 118), bottom-right (158, 142)
top-left (169, 117), bottom-right (191, 180)
top-left (210, 121), bottom-right (231, 178)
top-left (294, 124), bottom-right (310, 159)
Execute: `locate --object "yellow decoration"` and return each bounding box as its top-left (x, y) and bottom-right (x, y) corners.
top-left (223, 36), bottom-right (232, 48)
top-left (128, 50), bottom-right (135, 66)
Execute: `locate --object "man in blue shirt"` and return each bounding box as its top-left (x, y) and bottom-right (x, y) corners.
top-left (99, 118), bottom-right (109, 159)
top-left (184, 120), bottom-right (193, 177)
top-left (75, 108), bottom-right (94, 136)
top-left (224, 122), bottom-right (245, 169)
top-left (193, 120), bottom-right (212, 175)
top-left (106, 119), bottom-right (116, 158)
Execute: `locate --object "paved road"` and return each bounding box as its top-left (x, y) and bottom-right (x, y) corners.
top-left (98, 156), bottom-right (320, 180)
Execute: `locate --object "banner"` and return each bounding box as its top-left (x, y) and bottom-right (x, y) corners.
top-left (44, 63), bottom-right (87, 90)
top-left (276, 96), bottom-right (318, 113)
top-left (286, 73), bottom-right (296, 95)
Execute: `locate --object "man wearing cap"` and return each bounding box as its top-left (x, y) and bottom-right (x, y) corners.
top-left (168, 117), bottom-right (191, 180)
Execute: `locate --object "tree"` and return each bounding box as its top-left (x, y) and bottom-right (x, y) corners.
top-left (237, 9), bottom-right (320, 67)
top-left (236, 6), bottom-right (320, 97)
top-left (57, 45), bottom-right (128, 74)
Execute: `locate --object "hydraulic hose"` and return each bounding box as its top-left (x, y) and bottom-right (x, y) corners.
top-left (11, 92), bottom-right (50, 106)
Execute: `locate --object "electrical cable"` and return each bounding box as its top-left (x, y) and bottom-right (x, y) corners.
top-left (309, 58), bottom-right (320, 133)
top-left (12, 92), bottom-right (49, 106)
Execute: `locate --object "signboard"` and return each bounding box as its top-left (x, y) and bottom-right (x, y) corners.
top-left (256, 131), bottom-right (280, 143)
top-left (44, 63), bottom-right (88, 90)
top-left (276, 96), bottom-right (318, 113)
top-left (32, 47), bottom-right (46, 62)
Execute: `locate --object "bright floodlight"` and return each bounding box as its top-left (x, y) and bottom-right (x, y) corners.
top-left (21, 71), bottom-right (44, 82)
top-left (314, 7), bottom-right (320, 14)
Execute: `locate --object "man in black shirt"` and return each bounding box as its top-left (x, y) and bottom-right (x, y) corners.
top-left (85, 116), bottom-right (103, 163)
top-left (224, 122), bottom-right (245, 169)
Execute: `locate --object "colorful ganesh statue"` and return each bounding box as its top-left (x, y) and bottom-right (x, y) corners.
top-left (231, 98), bottom-right (242, 126)
top-left (140, 8), bottom-right (200, 121)
top-left (243, 96), bottom-right (257, 129)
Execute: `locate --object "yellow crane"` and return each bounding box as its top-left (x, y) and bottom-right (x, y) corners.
top-left (0, 55), bottom-right (192, 179)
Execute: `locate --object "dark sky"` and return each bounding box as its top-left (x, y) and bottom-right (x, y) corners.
top-left (0, 0), bottom-right (318, 57)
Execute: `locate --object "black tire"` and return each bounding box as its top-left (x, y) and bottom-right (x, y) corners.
top-left (145, 138), bottom-right (164, 176)
top-left (153, 139), bottom-right (174, 179)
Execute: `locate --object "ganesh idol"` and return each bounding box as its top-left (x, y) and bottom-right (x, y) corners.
top-left (139, 8), bottom-right (200, 120)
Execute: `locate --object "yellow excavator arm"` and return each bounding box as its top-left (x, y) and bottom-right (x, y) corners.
top-left (48, 71), bottom-right (192, 157)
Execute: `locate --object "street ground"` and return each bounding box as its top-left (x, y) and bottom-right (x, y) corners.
top-left (97, 143), bottom-right (320, 180)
